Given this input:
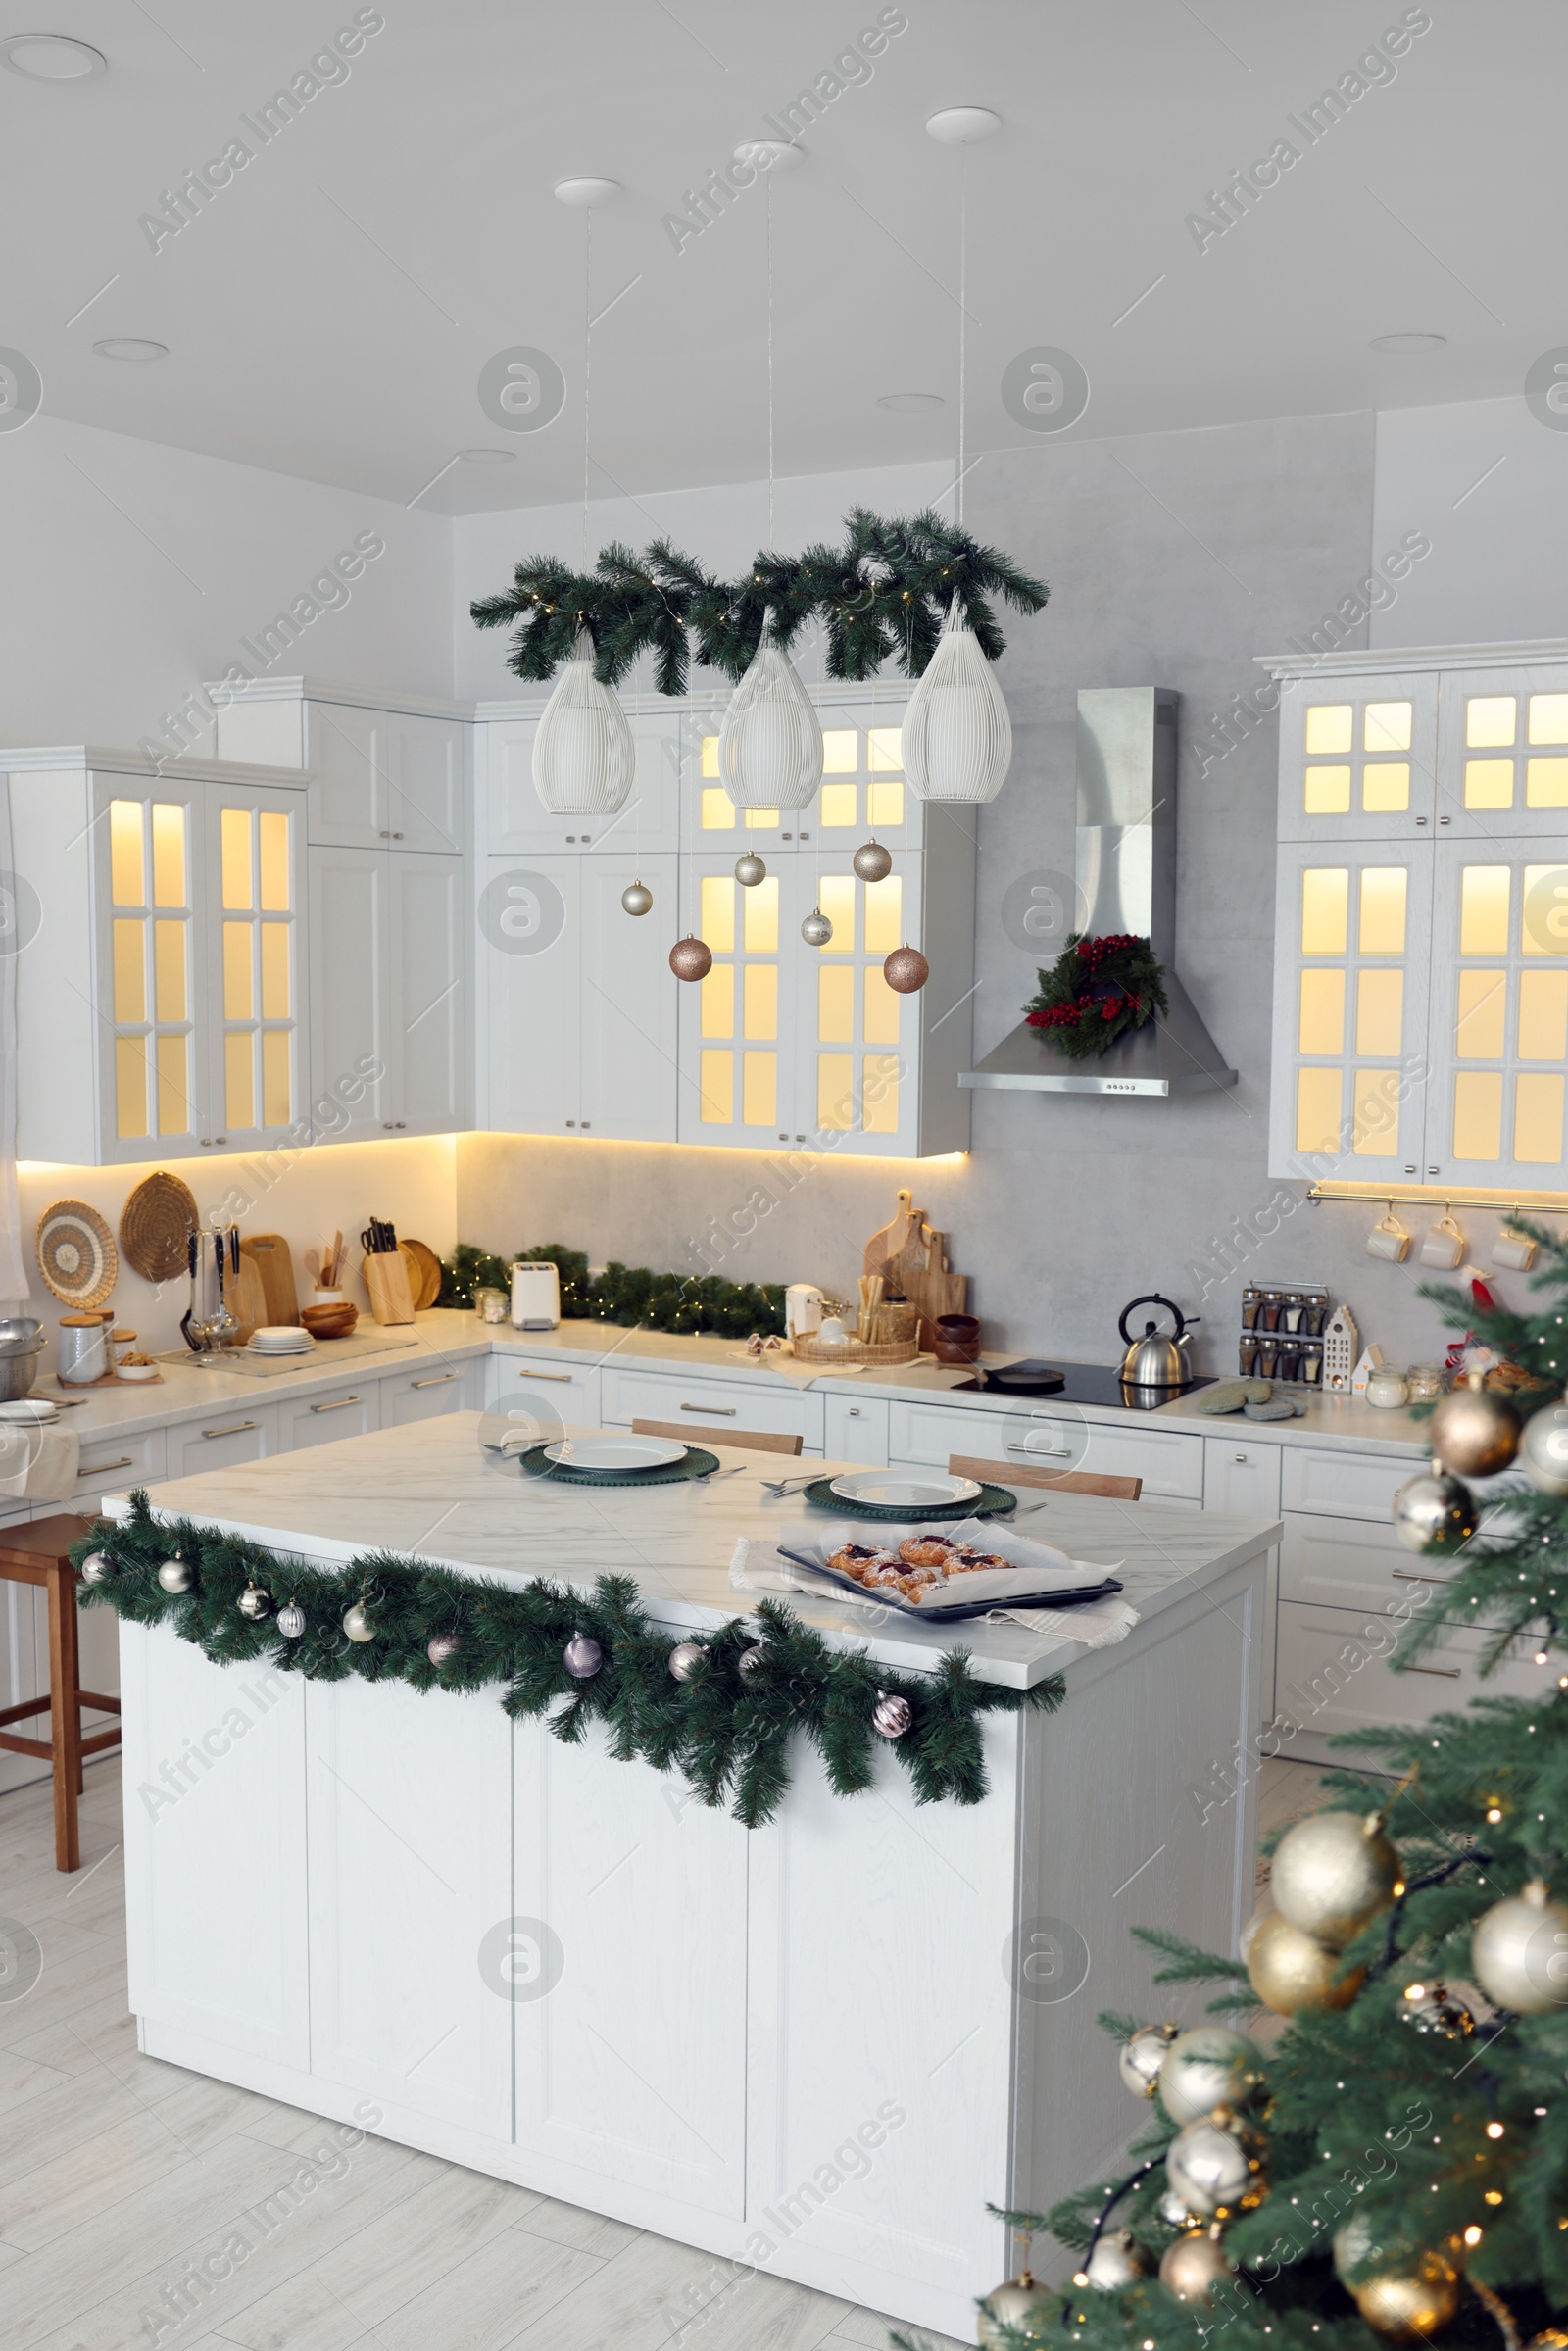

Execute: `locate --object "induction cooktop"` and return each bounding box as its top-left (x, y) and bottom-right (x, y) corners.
top-left (953, 1359), bottom-right (1219, 1412)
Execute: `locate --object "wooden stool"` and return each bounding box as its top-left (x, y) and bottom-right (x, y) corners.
top-left (0, 1512), bottom-right (122, 1872)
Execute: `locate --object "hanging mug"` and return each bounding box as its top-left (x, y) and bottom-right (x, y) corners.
top-left (1493, 1223), bottom-right (1539, 1272)
top-left (1419, 1213), bottom-right (1466, 1270)
top-left (1366, 1207), bottom-right (1411, 1263)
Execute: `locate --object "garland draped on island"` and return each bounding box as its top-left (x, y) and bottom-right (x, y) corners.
top-left (74, 1494), bottom-right (1064, 1829)
top-left (469, 507), bottom-right (1048, 692)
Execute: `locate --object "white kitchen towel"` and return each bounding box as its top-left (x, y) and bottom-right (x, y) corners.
top-left (724, 1352), bottom-right (870, 1384)
top-left (729, 1536), bottom-right (1140, 1653)
top-left (0, 778), bottom-right (28, 1310)
top-left (0, 1422), bottom-right (81, 1502)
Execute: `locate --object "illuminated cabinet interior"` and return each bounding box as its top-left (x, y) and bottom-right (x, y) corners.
top-left (1267, 644), bottom-right (1568, 1188)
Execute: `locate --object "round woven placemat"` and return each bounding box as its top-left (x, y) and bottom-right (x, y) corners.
top-left (515, 1443), bottom-right (721, 1489)
top-left (35, 1200), bottom-right (118, 1308)
top-left (801, 1476), bottom-right (1017, 1520)
top-left (120, 1171), bottom-right (200, 1283)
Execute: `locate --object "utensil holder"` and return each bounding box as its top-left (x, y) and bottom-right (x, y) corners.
top-left (363, 1251), bottom-right (416, 1326)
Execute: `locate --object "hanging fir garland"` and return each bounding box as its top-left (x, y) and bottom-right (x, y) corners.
top-left (1024, 933), bottom-right (1169, 1060)
top-left (74, 1494), bottom-right (1063, 1830)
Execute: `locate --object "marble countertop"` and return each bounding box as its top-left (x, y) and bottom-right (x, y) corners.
top-left (105, 1412), bottom-right (1281, 1690)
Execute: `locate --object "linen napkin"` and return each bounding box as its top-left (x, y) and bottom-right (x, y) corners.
top-left (0, 1421), bottom-right (81, 1503)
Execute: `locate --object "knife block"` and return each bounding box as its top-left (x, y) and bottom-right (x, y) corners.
top-left (363, 1250), bottom-right (416, 1326)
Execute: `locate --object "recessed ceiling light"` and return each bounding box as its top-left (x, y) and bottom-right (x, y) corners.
top-left (458, 448), bottom-right (515, 465)
top-left (553, 177), bottom-right (622, 208)
top-left (1, 32), bottom-right (106, 78)
top-left (925, 106), bottom-right (1002, 144)
top-left (1370, 331), bottom-right (1447, 353)
top-left (878, 392), bottom-right (946, 414)
top-left (93, 338), bottom-right (168, 362)
top-left (734, 139), bottom-right (806, 173)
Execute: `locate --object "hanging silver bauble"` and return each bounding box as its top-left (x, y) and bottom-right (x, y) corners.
top-left (976, 2271), bottom-right (1054, 2349)
top-left (737, 1643), bottom-right (767, 1677)
top-left (1429, 1372), bottom-right (1520, 1478)
top-left (1519, 1400), bottom-right (1568, 1496)
top-left (1392, 1466), bottom-right (1477, 1554)
top-left (733, 852), bottom-right (767, 888)
top-left (717, 612), bottom-right (823, 809)
top-left (426, 1630), bottom-right (461, 1666)
top-left (1157, 2185), bottom-right (1197, 2230)
top-left (79, 1551), bottom-right (115, 1586)
top-left (872, 1691), bottom-right (912, 1739)
top-left (620, 879), bottom-right (654, 918)
top-left (237, 1583), bottom-right (271, 1621)
top-left (801, 907), bottom-right (834, 947)
top-left (669, 934), bottom-right (713, 982)
top-left (902, 596), bottom-right (1013, 805)
top-left (531, 625), bottom-right (635, 815)
top-left (1081, 2229), bottom-right (1145, 2292)
top-left (1399, 1980), bottom-right (1474, 2038)
top-left (157, 1556), bottom-right (191, 1593)
top-left (1271, 1807), bottom-right (1401, 1948)
top-left (564, 1632), bottom-right (603, 1679)
top-left (276, 1601), bottom-right (307, 1639)
top-left (1158, 2228), bottom-right (1235, 2307)
top-left (1118, 2019), bottom-right (1179, 2098)
top-left (1165, 2107), bottom-right (1267, 2220)
top-left (1156, 2026), bottom-right (1265, 2127)
top-left (853, 837), bottom-right (893, 883)
top-left (342, 1602), bottom-right (375, 1643)
top-left (668, 1641), bottom-right (705, 1682)
top-left (1471, 1880), bottom-right (1568, 2014)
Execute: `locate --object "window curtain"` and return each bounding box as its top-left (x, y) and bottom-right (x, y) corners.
top-left (0, 778), bottom-right (29, 1308)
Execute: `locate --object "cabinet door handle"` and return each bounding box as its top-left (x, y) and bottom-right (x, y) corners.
top-left (683, 1402), bottom-right (734, 1415)
top-left (1404, 1663), bottom-right (1461, 1679)
top-left (523, 1369), bottom-right (574, 1383)
top-left (1006, 1442), bottom-right (1071, 1457)
top-left (412, 1374), bottom-right (458, 1390)
top-left (202, 1420), bottom-right (257, 1439)
top-left (310, 1396), bottom-right (362, 1413)
top-left (78, 1456), bottom-right (133, 1476)
top-left (1393, 1567), bottom-right (1451, 1585)
top-left (1233, 1452), bottom-right (1249, 1464)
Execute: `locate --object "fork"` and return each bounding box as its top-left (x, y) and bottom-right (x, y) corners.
top-left (697, 1463), bottom-right (744, 1485)
top-left (760, 1474), bottom-right (815, 1499)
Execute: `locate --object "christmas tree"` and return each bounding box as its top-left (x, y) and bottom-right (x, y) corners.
top-left (940, 1221), bottom-right (1568, 2351)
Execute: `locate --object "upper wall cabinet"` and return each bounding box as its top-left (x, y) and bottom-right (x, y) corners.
top-left (478, 702), bottom-right (682, 856)
top-left (207, 678), bottom-right (470, 856)
top-left (677, 693), bottom-right (930, 857)
top-left (1265, 642), bottom-right (1568, 1188)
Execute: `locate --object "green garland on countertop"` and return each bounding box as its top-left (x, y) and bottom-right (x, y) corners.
top-left (74, 1494), bottom-right (1063, 1829)
top-left (438, 1244), bottom-right (787, 1338)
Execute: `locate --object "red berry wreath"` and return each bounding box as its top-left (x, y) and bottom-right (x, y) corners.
top-left (1023, 932), bottom-right (1169, 1060)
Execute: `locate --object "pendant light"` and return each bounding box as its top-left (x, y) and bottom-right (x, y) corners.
top-left (903, 110), bottom-right (1014, 808)
top-left (718, 167), bottom-right (822, 812)
top-left (531, 177), bottom-right (636, 818)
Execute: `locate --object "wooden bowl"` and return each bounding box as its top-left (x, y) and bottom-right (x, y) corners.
top-left (301, 1303), bottom-right (357, 1339)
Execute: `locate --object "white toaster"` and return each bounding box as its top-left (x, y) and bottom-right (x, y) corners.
top-left (510, 1261), bottom-right (561, 1330)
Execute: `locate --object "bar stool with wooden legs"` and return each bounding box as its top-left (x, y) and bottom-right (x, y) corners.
top-left (0, 1512), bottom-right (122, 1872)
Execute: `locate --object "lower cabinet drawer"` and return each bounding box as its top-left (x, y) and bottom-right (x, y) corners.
top-left (600, 1367), bottom-right (824, 1451)
top-left (823, 1393), bottom-right (890, 1465)
top-left (166, 1407), bottom-right (280, 1479)
top-left (1281, 1509), bottom-right (1440, 1613)
top-left (74, 1426), bottom-right (169, 1505)
top-left (1281, 1445), bottom-right (1416, 1521)
top-left (487, 1353), bottom-right (602, 1439)
top-left (1276, 1598), bottom-right (1552, 1747)
top-left (277, 1383), bottom-right (379, 1450)
top-left (886, 1400), bottom-right (1203, 1498)
top-left (380, 1360), bottom-right (481, 1427)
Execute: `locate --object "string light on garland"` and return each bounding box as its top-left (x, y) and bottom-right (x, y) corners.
top-left (620, 879), bottom-right (653, 917)
top-left (669, 935), bottom-right (712, 982)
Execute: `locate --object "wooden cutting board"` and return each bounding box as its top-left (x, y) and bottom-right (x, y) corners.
top-left (231, 1253), bottom-right (268, 1346)
top-left (238, 1234), bottom-right (299, 1327)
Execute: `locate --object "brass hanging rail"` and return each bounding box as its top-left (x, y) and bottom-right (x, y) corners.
top-left (1306, 1183), bottom-right (1568, 1215)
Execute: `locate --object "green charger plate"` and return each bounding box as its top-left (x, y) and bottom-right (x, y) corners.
top-left (515, 1443), bottom-right (721, 1489)
top-left (801, 1476), bottom-right (1017, 1520)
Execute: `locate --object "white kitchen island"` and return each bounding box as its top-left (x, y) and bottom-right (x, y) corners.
top-left (108, 1414), bottom-right (1277, 2341)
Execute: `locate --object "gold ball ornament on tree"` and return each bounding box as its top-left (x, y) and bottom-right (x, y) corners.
top-left (1078, 2228), bottom-right (1145, 2291)
top-left (1333, 2214), bottom-right (1460, 2342)
top-left (1118, 2019), bottom-right (1180, 2098)
top-left (976, 2268), bottom-right (1054, 2349)
top-left (1393, 1464), bottom-right (1478, 1554)
top-left (620, 879), bottom-right (653, 917)
top-left (1471, 1879), bottom-right (1568, 2014)
top-left (1270, 1806), bottom-right (1402, 1947)
top-left (669, 935), bottom-right (712, 982)
top-left (852, 837), bottom-right (893, 883)
top-left (1165, 2105), bottom-right (1267, 2220)
top-left (1158, 2226), bottom-right (1235, 2307)
top-left (1243, 1905), bottom-right (1364, 2015)
top-left (1429, 1369), bottom-right (1521, 1477)
top-left (883, 944), bottom-right (930, 994)
top-left (1156, 2025), bottom-right (1266, 2126)
top-left (1519, 1400), bottom-right (1568, 1496)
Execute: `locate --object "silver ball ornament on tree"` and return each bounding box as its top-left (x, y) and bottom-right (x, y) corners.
top-left (1519, 1400), bottom-right (1568, 1496)
top-left (1158, 2227), bottom-right (1235, 2307)
top-left (1399, 1979), bottom-right (1474, 2038)
top-left (342, 1602), bottom-right (375, 1643)
top-left (852, 837), bottom-right (893, 883)
top-left (1118, 2019), bottom-right (1179, 2098)
top-left (733, 852), bottom-right (767, 888)
top-left (801, 906), bottom-right (834, 947)
top-left (276, 1601), bottom-right (307, 1639)
top-left (1429, 1369), bottom-right (1520, 1477)
top-left (237, 1583), bottom-right (271, 1621)
top-left (620, 879), bottom-right (653, 917)
top-left (669, 935), bottom-right (712, 982)
top-left (156, 1556), bottom-right (191, 1594)
top-left (1270, 1806), bottom-right (1402, 1947)
top-left (1165, 2106), bottom-right (1267, 2220)
top-left (872, 1690), bottom-right (912, 1739)
top-left (976, 2269), bottom-right (1054, 2349)
top-left (1393, 1465), bottom-right (1477, 1554)
top-left (426, 1630), bottom-right (461, 1667)
top-left (79, 1551), bottom-right (115, 1586)
top-left (1157, 2184), bottom-right (1197, 2230)
top-left (1471, 1879), bottom-right (1568, 2013)
top-left (667, 1641), bottom-right (705, 1683)
top-left (1156, 2025), bottom-right (1265, 2126)
top-left (883, 944), bottom-right (930, 994)
top-left (564, 1632), bottom-right (603, 1679)
top-left (1078, 2228), bottom-right (1145, 2291)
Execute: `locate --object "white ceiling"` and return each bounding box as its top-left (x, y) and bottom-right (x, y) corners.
top-left (6, 1), bottom-right (1561, 514)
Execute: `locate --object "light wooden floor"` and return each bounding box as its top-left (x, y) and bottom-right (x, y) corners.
top-left (0, 1755), bottom-right (1327, 2351)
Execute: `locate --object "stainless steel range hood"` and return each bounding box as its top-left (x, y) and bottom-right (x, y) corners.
top-left (960, 686), bottom-right (1237, 1098)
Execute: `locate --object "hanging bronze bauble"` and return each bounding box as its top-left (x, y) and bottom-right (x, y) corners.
top-left (853, 837), bottom-right (893, 882)
top-left (669, 935), bottom-right (712, 982)
top-left (1270, 1807), bottom-right (1402, 1949)
top-left (1243, 1906), bottom-right (1363, 2016)
top-left (1157, 2228), bottom-right (1234, 2307)
top-left (883, 944), bottom-right (930, 994)
top-left (1430, 1371), bottom-right (1521, 1478)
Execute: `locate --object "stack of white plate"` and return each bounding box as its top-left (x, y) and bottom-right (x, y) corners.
top-left (0, 1397), bottom-right (58, 1423)
top-left (246, 1326), bottom-right (316, 1356)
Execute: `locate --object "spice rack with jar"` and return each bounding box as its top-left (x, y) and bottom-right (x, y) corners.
top-left (1239, 1280), bottom-right (1331, 1388)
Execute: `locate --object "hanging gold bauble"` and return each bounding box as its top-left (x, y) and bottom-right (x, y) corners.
top-left (1165, 2106), bottom-right (1267, 2220)
top-left (1430, 1370), bottom-right (1521, 1478)
top-left (1271, 1807), bottom-right (1402, 1949)
top-left (1156, 2026), bottom-right (1266, 2127)
top-left (1157, 2227), bottom-right (1234, 2306)
top-left (1334, 2217), bottom-right (1459, 2343)
top-left (1471, 1879), bottom-right (1568, 2014)
top-left (976, 2269), bottom-right (1055, 2348)
top-left (1118, 2019), bottom-right (1179, 2098)
top-left (1244, 1907), bottom-right (1364, 2015)
top-left (1081, 2228), bottom-right (1145, 2291)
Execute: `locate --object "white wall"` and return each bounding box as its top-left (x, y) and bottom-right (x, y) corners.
top-left (1371, 395), bottom-right (1568, 648)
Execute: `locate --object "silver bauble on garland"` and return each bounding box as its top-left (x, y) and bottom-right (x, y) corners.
top-left (276, 1601), bottom-right (306, 1639)
top-left (1165, 2106), bottom-right (1267, 2219)
top-left (1158, 2227), bottom-right (1235, 2306)
top-left (801, 907), bottom-right (833, 947)
top-left (620, 879), bottom-right (653, 917)
top-left (737, 1643), bottom-right (767, 1678)
top-left (1393, 1465), bottom-right (1477, 1554)
top-left (733, 852), bottom-right (767, 888)
top-left (237, 1583), bottom-right (271, 1621)
top-left (669, 935), bottom-right (712, 982)
top-left (342, 1602), bottom-right (375, 1643)
top-left (1429, 1370), bottom-right (1520, 1477)
top-left (853, 837), bottom-right (893, 883)
top-left (1471, 1879), bottom-right (1568, 2013)
top-left (667, 1641), bottom-right (705, 1682)
top-left (80, 1551), bottom-right (115, 1586)
top-left (1519, 1400), bottom-right (1568, 1496)
top-left (1118, 2019), bottom-right (1179, 2098)
top-left (1156, 2026), bottom-right (1265, 2126)
top-left (157, 1556), bottom-right (191, 1593)
top-left (883, 944), bottom-right (930, 994)
top-left (564, 1632), bottom-right (603, 1679)
top-left (1079, 2228), bottom-right (1145, 2291)
top-left (426, 1631), bottom-right (460, 1666)
top-left (872, 1691), bottom-right (911, 1739)
top-left (976, 2270), bottom-right (1054, 2349)
top-left (1270, 1807), bottom-right (1402, 1948)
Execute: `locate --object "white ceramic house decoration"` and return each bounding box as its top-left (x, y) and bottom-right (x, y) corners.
top-left (531, 626), bottom-right (636, 815)
top-left (718, 612), bottom-right (823, 809)
top-left (1323, 1305), bottom-right (1359, 1394)
top-left (901, 596), bottom-right (1014, 805)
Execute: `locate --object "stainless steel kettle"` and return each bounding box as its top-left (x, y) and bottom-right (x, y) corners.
top-left (1118, 1293), bottom-right (1199, 1388)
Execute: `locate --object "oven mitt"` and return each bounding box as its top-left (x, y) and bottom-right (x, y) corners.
top-left (1244, 1395), bottom-right (1298, 1421)
top-left (1197, 1378), bottom-right (1276, 1415)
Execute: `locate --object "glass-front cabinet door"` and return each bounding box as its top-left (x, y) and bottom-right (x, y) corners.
top-left (1436, 664), bottom-right (1568, 841)
top-left (677, 855), bottom-right (798, 1147)
top-left (1426, 842), bottom-right (1568, 1187)
top-left (210, 789), bottom-right (305, 1151)
top-left (98, 782), bottom-right (203, 1158)
top-left (793, 851), bottom-right (920, 1158)
top-left (1276, 670), bottom-right (1438, 845)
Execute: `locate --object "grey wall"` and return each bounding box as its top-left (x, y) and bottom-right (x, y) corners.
top-left (456, 406), bottom-right (1502, 1377)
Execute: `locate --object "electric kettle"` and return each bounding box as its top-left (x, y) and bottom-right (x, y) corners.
top-left (1118, 1294), bottom-right (1200, 1388)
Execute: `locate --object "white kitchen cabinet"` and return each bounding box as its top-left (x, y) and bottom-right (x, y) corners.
top-left (225, 693), bottom-right (466, 855)
top-left (478, 701), bottom-right (682, 855)
top-left (275, 1380), bottom-right (380, 1450)
top-left (886, 1399), bottom-right (1204, 1500)
top-left (1275, 1600), bottom-right (1550, 1752)
top-left (379, 1356), bottom-right (482, 1426)
top-left (308, 844), bottom-right (466, 1140)
top-left (485, 1351), bottom-right (602, 1440)
top-left (166, 1402), bottom-right (281, 1479)
top-left (390, 852), bottom-right (469, 1132)
top-left (822, 1393), bottom-right (890, 1464)
top-left (1280, 1444), bottom-right (1413, 1521)
top-left (599, 1363), bottom-right (825, 1450)
top-left (1202, 1436), bottom-right (1283, 1518)
top-left (578, 854), bottom-right (679, 1141)
top-left (7, 751), bottom-right (310, 1165)
top-left (1274, 669), bottom-right (1439, 846)
top-left (71, 1424), bottom-right (168, 1511)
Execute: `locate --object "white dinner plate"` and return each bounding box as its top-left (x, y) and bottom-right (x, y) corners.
top-left (827, 1469), bottom-right (982, 1509)
top-left (542, 1435), bottom-right (688, 1472)
top-left (0, 1398), bottom-right (57, 1421)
